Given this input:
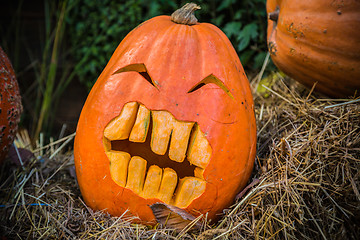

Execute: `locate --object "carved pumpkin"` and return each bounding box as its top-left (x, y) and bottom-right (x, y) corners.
top-left (267, 0), bottom-right (360, 98)
top-left (0, 46), bottom-right (22, 164)
top-left (74, 3), bottom-right (256, 223)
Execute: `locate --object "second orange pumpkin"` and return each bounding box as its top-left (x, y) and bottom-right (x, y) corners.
top-left (267, 0), bottom-right (360, 98)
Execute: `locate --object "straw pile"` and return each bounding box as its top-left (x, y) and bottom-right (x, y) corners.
top-left (0, 74), bottom-right (359, 239)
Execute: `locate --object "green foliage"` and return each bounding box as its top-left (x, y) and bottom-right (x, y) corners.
top-left (66, 0), bottom-right (178, 90)
top-left (66, 0), bottom-right (270, 91)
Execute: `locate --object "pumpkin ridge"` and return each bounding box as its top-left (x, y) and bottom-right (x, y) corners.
top-left (196, 23), bottom-right (249, 96)
top-left (147, 24), bottom-right (204, 93)
top-left (142, 24), bottom-right (181, 87)
top-left (274, 29), bottom-right (360, 62)
top-left (274, 29), bottom-right (359, 75)
top-left (110, 17), bottom-right (174, 79)
top-left (199, 25), bottom-right (256, 184)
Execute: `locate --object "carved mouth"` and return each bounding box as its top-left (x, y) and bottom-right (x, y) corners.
top-left (103, 102), bottom-right (212, 208)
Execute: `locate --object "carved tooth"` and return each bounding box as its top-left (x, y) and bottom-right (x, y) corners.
top-left (103, 137), bottom-right (111, 152)
top-left (104, 102), bottom-right (139, 140)
top-left (141, 165), bottom-right (162, 199)
top-left (151, 111), bottom-right (175, 155)
top-left (125, 156), bottom-right (147, 194)
top-left (174, 177), bottom-right (206, 208)
top-left (194, 167), bottom-right (205, 179)
top-left (106, 151), bottom-right (131, 187)
top-left (169, 121), bottom-right (194, 162)
top-left (157, 168), bottom-right (177, 204)
top-left (129, 104), bottom-right (150, 143)
top-left (187, 124), bottom-right (212, 168)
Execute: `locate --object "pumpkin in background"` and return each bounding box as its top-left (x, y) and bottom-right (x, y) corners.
top-left (267, 0), bottom-right (360, 98)
top-left (0, 46), bottom-right (22, 164)
top-left (74, 3), bottom-right (256, 224)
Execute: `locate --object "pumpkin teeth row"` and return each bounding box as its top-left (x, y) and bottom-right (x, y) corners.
top-left (106, 151), bottom-right (206, 207)
top-left (103, 101), bottom-right (211, 207)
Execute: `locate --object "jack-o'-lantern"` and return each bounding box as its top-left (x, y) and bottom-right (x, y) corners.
top-left (267, 0), bottom-right (360, 98)
top-left (0, 46), bottom-right (22, 164)
top-left (74, 3), bottom-right (256, 224)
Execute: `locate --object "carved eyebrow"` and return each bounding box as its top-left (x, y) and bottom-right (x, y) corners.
top-left (187, 74), bottom-right (234, 99)
top-left (112, 63), bottom-right (158, 89)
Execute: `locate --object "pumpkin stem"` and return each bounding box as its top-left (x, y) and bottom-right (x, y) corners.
top-left (268, 8), bottom-right (280, 22)
top-left (171, 3), bottom-right (201, 25)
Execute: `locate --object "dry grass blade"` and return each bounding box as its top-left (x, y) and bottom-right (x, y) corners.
top-left (1, 76), bottom-right (359, 239)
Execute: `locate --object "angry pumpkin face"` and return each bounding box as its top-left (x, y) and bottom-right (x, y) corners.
top-left (74, 4), bottom-right (256, 224)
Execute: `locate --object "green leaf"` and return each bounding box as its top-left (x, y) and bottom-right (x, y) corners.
top-left (234, 11), bottom-right (242, 20)
top-left (253, 52), bottom-right (267, 69)
top-left (217, 0), bottom-right (236, 11)
top-left (238, 36), bottom-right (250, 52)
top-left (237, 23), bottom-right (259, 51)
top-left (240, 50), bottom-right (255, 66)
top-left (212, 15), bottom-right (225, 26)
top-left (223, 22), bottom-right (242, 38)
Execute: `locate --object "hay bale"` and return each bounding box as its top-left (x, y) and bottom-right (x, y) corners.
top-left (0, 75), bottom-right (359, 239)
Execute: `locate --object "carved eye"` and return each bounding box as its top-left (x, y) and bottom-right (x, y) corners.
top-left (113, 63), bottom-right (158, 89)
top-left (187, 74), bottom-right (234, 99)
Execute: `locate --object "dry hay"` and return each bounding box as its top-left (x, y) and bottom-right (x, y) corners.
top-left (0, 74), bottom-right (359, 239)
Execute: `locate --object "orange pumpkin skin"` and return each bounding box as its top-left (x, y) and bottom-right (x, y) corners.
top-left (267, 0), bottom-right (360, 98)
top-left (74, 14), bottom-right (256, 223)
top-left (0, 47), bottom-right (22, 164)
